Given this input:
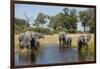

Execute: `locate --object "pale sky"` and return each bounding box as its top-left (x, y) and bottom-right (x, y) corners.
top-left (15, 4), bottom-right (93, 31)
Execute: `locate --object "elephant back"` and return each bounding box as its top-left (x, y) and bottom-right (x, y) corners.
top-left (23, 31), bottom-right (34, 42)
top-left (86, 34), bottom-right (91, 42)
top-left (59, 32), bottom-right (66, 39)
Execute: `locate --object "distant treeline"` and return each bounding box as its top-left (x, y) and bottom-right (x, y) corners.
top-left (15, 8), bottom-right (95, 34)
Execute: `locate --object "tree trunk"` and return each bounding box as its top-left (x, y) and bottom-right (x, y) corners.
top-left (84, 26), bottom-right (86, 32)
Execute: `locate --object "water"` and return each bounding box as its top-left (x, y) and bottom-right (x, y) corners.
top-left (15, 44), bottom-right (94, 66)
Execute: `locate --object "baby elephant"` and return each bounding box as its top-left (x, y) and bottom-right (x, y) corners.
top-left (77, 34), bottom-right (91, 51)
top-left (66, 36), bottom-right (72, 48)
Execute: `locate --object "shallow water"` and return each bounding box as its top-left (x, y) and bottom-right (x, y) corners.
top-left (15, 44), bottom-right (94, 66)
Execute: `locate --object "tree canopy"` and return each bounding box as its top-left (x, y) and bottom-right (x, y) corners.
top-left (15, 7), bottom-right (95, 34)
top-left (79, 8), bottom-right (95, 33)
top-left (34, 12), bottom-right (46, 27)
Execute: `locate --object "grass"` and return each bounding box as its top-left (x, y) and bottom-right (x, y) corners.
top-left (15, 34), bottom-right (95, 56)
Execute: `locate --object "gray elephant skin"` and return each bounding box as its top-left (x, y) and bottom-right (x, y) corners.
top-left (59, 32), bottom-right (66, 47)
top-left (58, 32), bottom-right (72, 48)
top-left (66, 36), bottom-right (72, 48)
top-left (77, 34), bottom-right (91, 51)
top-left (19, 31), bottom-right (44, 49)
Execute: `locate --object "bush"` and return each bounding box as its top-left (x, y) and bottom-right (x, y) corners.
top-left (68, 29), bottom-right (77, 33)
top-left (33, 27), bottom-right (53, 35)
top-left (52, 28), bottom-right (67, 34)
top-left (52, 28), bottom-right (77, 34)
top-left (15, 25), bottom-right (33, 34)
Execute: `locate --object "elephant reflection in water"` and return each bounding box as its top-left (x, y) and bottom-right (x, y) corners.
top-left (78, 49), bottom-right (88, 61)
top-left (77, 34), bottom-right (91, 61)
top-left (18, 50), bottom-right (36, 64)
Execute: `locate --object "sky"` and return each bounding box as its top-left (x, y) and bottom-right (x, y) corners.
top-left (15, 3), bottom-right (92, 31)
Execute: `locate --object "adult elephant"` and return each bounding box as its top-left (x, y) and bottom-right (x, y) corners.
top-left (77, 34), bottom-right (91, 51)
top-left (59, 32), bottom-right (66, 48)
top-left (19, 31), bottom-right (44, 49)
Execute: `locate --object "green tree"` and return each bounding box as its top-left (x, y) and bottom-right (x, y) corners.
top-left (63, 8), bottom-right (69, 16)
top-left (15, 17), bottom-right (26, 26)
top-left (79, 11), bottom-right (88, 32)
top-left (48, 8), bottom-right (78, 32)
top-left (34, 12), bottom-right (46, 27)
top-left (62, 8), bottom-right (78, 31)
top-left (87, 8), bottom-right (95, 33)
top-left (15, 17), bottom-right (33, 34)
top-left (79, 8), bottom-right (95, 33)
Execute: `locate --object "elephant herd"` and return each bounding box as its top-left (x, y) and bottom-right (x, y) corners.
top-left (19, 31), bottom-right (44, 50)
top-left (19, 31), bottom-right (91, 51)
top-left (59, 32), bottom-right (72, 48)
top-left (58, 32), bottom-right (91, 51)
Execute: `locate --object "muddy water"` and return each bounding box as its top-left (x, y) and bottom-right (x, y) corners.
top-left (15, 44), bottom-right (94, 66)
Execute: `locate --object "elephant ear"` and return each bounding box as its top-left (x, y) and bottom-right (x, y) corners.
top-left (86, 34), bottom-right (91, 42)
top-left (19, 32), bottom-right (25, 41)
top-left (79, 35), bottom-right (85, 43)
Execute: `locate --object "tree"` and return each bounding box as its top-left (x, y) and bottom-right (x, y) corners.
top-left (87, 8), bottom-right (95, 33)
top-left (63, 8), bottom-right (69, 16)
top-left (15, 17), bottom-right (26, 26)
top-left (79, 8), bottom-right (95, 33)
top-left (62, 8), bottom-right (78, 31)
top-left (48, 8), bottom-right (78, 32)
top-left (24, 13), bottom-right (30, 27)
top-left (34, 12), bottom-right (46, 27)
top-left (79, 11), bottom-right (88, 32)
top-left (15, 17), bottom-right (32, 34)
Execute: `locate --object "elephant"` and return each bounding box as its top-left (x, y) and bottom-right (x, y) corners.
top-left (19, 32), bottom-right (26, 48)
top-left (59, 32), bottom-right (66, 48)
top-left (84, 34), bottom-right (91, 50)
top-left (77, 34), bottom-right (91, 51)
top-left (19, 31), bottom-right (44, 49)
top-left (85, 34), bottom-right (91, 43)
top-left (65, 36), bottom-right (72, 48)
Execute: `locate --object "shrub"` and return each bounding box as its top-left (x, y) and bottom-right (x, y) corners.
top-left (33, 27), bottom-right (53, 35)
top-left (68, 29), bottom-right (77, 33)
top-left (15, 25), bottom-right (33, 34)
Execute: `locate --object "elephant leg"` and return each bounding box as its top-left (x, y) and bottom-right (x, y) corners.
top-left (29, 42), bottom-right (31, 49)
top-left (19, 42), bottom-right (24, 49)
top-left (78, 44), bottom-right (82, 52)
top-left (35, 40), bottom-right (40, 50)
top-left (62, 38), bottom-right (66, 47)
top-left (69, 41), bottom-right (72, 48)
top-left (64, 38), bottom-right (66, 45)
top-left (59, 38), bottom-right (62, 48)
top-left (66, 41), bottom-right (68, 48)
top-left (68, 41), bottom-right (70, 48)
top-left (30, 38), bottom-right (36, 50)
top-left (66, 40), bottom-right (70, 48)
top-left (85, 43), bottom-right (88, 52)
top-left (25, 42), bottom-right (30, 49)
top-left (68, 42), bottom-right (70, 48)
